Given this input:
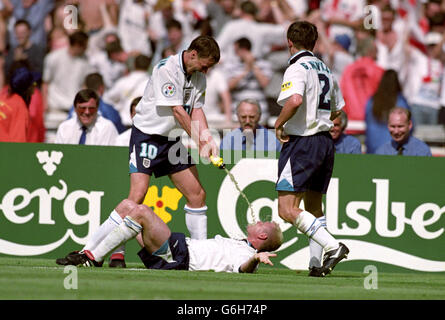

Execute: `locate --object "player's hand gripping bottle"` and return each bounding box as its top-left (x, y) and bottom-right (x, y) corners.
top-left (210, 155), bottom-right (225, 169)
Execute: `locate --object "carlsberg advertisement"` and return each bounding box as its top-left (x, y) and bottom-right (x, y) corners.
top-left (0, 142), bottom-right (444, 273)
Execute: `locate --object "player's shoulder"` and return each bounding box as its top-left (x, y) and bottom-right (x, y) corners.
top-left (154, 54), bottom-right (179, 72)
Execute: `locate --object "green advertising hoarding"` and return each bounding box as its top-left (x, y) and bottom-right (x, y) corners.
top-left (0, 142), bottom-right (444, 273)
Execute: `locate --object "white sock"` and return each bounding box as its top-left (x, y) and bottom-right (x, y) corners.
top-left (90, 216), bottom-right (142, 262)
top-left (185, 205), bottom-right (207, 240)
top-left (83, 210), bottom-right (122, 251)
top-left (294, 211), bottom-right (338, 253)
top-left (308, 216), bottom-right (326, 268)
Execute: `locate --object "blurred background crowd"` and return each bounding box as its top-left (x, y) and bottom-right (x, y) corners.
top-left (0, 0), bottom-right (444, 155)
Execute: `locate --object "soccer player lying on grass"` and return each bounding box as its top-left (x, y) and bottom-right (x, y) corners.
top-left (57, 200), bottom-right (283, 273)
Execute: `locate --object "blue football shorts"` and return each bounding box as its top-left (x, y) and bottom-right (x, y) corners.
top-left (137, 232), bottom-right (190, 270)
top-left (276, 131), bottom-right (334, 194)
top-left (129, 125), bottom-right (195, 178)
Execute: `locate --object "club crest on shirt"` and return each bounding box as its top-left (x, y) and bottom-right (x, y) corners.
top-left (143, 158), bottom-right (151, 168)
top-left (281, 81), bottom-right (292, 92)
top-left (162, 83), bottom-right (176, 97)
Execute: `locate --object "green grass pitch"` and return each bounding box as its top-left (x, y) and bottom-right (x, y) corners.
top-left (0, 257), bottom-right (444, 300)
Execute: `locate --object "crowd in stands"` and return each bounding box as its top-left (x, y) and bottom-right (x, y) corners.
top-left (0, 0), bottom-right (444, 156)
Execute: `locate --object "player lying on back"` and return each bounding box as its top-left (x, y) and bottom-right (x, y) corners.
top-left (58, 200), bottom-right (283, 273)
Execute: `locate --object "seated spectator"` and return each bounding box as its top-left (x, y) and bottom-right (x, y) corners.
top-left (365, 69), bottom-right (411, 154)
top-left (220, 99), bottom-right (281, 151)
top-left (330, 110), bottom-right (361, 154)
top-left (375, 107), bottom-right (431, 156)
top-left (102, 54), bottom-right (151, 127)
top-left (55, 89), bottom-right (118, 145)
top-left (115, 96), bottom-right (141, 147)
top-left (0, 66), bottom-right (35, 142)
top-left (68, 73), bottom-right (126, 134)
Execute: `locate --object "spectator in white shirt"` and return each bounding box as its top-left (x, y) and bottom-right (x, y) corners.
top-left (103, 54), bottom-right (151, 127)
top-left (89, 37), bottom-right (128, 90)
top-left (55, 89), bottom-right (118, 146)
top-left (42, 31), bottom-right (93, 127)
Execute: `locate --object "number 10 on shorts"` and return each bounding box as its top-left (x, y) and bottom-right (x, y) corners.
top-left (140, 143), bottom-right (158, 159)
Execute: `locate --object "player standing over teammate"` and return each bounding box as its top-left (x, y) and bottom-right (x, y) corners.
top-left (274, 21), bottom-right (349, 277)
top-left (56, 36), bottom-right (221, 267)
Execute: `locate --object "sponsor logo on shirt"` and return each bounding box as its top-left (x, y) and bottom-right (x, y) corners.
top-left (281, 81), bottom-right (292, 92)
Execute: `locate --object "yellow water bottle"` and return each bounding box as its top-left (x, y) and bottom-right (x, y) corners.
top-left (210, 155), bottom-right (225, 169)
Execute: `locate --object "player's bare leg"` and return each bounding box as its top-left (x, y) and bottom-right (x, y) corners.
top-left (170, 166), bottom-right (207, 239)
top-left (128, 205), bottom-right (171, 253)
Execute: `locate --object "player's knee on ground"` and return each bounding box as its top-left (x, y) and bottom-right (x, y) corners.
top-left (115, 199), bottom-right (139, 219)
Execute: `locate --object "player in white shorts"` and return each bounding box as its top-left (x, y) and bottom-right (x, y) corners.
top-left (60, 200), bottom-right (283, 274)
top-left (274, 21), bottom-right (349, 277)
top-left (56, 36), bottom-right (221, 268)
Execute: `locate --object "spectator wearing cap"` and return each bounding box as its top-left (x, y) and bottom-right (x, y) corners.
top-left (0, 66), bottom-right (36, 142)
top-left (316, 21), bottom-right (354, 82)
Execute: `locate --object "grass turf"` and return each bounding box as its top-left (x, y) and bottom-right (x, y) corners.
top-left (0, 257), bottom-right (444, 300)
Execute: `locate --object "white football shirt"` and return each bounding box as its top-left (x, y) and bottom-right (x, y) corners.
top-left (133, 51), bottom-right (206, 137)
top-left (277, 50), bottom-right (344, 136)
top-left (187, 235), bottom-right (256, 273)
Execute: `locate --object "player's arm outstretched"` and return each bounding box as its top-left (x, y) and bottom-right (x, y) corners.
top-left (239, 252), bottom-right (277, 273)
